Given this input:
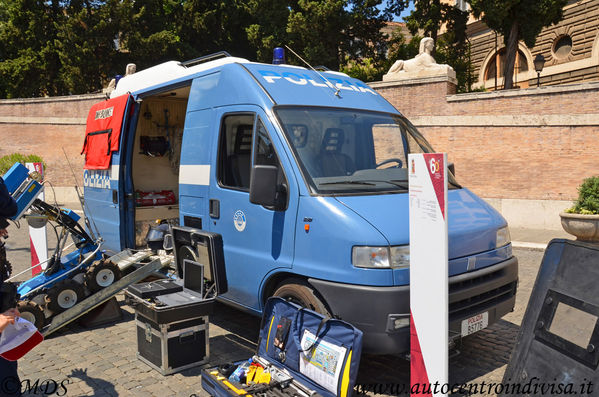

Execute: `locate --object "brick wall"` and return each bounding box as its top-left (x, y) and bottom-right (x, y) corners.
top-left (1, 81), bottom-right (598, 204)
top-left (0, 94), bottom-right (103, 186)
top-left (371, 77), bottom-right (599, 201)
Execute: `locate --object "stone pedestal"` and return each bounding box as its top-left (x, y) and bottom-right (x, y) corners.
top-left (383, 68), bottom-right (457, 83)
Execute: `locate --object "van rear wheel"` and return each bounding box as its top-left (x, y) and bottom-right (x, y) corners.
top-left (272, 279), bottom-right (330, 316)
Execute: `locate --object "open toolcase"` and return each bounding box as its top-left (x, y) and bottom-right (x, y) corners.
top-left (126, 227), bottom-right (227, 375)
top-left (201, 297), bottom-right (363, 397)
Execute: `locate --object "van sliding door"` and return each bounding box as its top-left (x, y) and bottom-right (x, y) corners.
top-left (82, 95), bottom-right (137, 252)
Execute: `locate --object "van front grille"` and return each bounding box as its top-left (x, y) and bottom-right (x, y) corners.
top-left (449, 281), bottom-right (517, 321)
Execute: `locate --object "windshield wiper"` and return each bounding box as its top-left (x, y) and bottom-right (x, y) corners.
top-left (321, 180), bottom-right (409, 190)
top-left (319, 180), bottom-right (376, 186)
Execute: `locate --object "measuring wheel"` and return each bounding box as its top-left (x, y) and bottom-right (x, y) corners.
top-left (45, 279), bottom-right (84, 313)
top-left (84, 260), bottom-right (122, 293)
top-left (17, 300), bottom-right (45, 330)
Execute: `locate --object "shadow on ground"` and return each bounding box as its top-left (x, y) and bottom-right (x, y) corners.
top-left (353, 319), bottom-right (520, 396)
top-left (20, 367), bottom-right (117, 397)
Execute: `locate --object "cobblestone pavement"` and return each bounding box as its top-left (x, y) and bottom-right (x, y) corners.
top-left (3, 224), bottom-right (544, 396)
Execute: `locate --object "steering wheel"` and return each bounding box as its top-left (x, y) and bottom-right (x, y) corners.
top-left (375, 158), bottom-right (403, 169)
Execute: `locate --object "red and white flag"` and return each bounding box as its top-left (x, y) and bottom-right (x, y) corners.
top-left (0, 317), bottom-right (44, 361)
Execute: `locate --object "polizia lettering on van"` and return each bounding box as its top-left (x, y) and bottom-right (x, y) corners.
top-left (257, 70), bottom-right (377, 95)
top-left (83, 170), bottom-right (111, 189)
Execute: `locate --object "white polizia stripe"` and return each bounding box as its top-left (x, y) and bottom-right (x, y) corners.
top-left (179, 165), bottom-right (211, 186)
top-left (111, 164), bottom-right (119, 181)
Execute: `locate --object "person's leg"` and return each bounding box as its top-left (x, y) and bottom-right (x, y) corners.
top-left (0, 357), bottom-right (21, 396)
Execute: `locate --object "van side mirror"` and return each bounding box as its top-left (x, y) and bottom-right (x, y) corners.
top-left (250, 165), bottom-right (278, 208)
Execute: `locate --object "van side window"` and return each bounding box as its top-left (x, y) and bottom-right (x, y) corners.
top-left (218, 114), bottom-right (255, 190)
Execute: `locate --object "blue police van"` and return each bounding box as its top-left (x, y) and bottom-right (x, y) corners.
top-left (83, 52), bottom-right (518, 354)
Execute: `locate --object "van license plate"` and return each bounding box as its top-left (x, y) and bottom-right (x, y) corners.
top-left (461, 312), bottom-right (488, 336)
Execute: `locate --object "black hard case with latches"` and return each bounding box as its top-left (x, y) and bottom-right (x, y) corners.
top-left (126, 228), bottom-right (227, 375)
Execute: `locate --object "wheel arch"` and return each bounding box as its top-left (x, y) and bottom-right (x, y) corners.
top-left (260, 271), bottom-right (332, 314)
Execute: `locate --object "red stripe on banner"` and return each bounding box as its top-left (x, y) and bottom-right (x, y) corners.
top-left (29, 237), bottom-right (41, 276)
top-left (410, 312), bottom-right (432, 396)
top-left (422, 154), bottom-right (445, 219)
top-left (0, 331), bottom-right (44, 361)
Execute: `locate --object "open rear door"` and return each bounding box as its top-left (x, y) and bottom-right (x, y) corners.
top-left (82, 94), bottom-right (136, 251)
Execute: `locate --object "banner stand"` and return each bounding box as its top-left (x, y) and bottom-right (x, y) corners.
top-left (408, 153), bottom-right (448, 396)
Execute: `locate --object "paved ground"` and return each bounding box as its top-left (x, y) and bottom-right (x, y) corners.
top-left (510, 227), bottom-right (570, 250)
top-left (2, 223), bottom-right (563, 396)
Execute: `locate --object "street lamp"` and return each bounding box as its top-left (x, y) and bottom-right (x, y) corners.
top-left (534, 54), bottom-right (545, 87)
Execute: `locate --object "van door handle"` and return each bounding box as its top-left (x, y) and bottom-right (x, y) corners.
top-left (209, 199), bottom-right (220, 219)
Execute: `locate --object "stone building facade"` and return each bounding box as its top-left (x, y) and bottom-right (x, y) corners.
top-left (446, 0), bottom-right (599, 90)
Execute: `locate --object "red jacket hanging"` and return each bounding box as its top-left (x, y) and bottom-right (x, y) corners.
top-left (81, 94), bottom-right (132, 170)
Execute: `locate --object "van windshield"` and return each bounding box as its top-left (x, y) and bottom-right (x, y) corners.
top-left (275, 107), bottom-right (459, 194)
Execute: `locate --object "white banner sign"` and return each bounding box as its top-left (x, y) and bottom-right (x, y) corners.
top-left (25, 162), bottom-right (48, 275)
top-left (408, 153), bottom-right (448, 396)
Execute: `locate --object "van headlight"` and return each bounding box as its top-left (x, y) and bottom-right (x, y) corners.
top-left (496, 226), bottom-right (511, 248)
top-left (352, 245), bottom-right (410, 269)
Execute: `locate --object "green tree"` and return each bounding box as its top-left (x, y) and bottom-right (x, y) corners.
top-left (179, 0), bottom-right (253, 60)
top-left (341, 29), bottom-right (419, 82)
top-left (245, 0), bottom-right (290, 63)
top-left (400, 0), bottom-right (472, 92)
top-left (0, 0), bottom-right (63, 97)
top-left (0, 0), bottom-right (396, 97)
top-left (118, 0), bottom-right (186, 69)
top-left (56, 0), bottom-right (125, 94)
top-left (246, 0), bottom-right (388, 71)
top-left (469, 0), bottom-right (568, 89)
top-left (0, 0), bottom-right (124, 96)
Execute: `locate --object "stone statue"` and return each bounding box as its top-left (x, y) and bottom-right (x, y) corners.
top-left (105, 63), bottom-right (137, 94)
top-left (383, 37), bottom-right (456, 81)
top-left (125, 63), bottom-right (136, 76)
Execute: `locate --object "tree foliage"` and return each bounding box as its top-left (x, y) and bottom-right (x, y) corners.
top-left (340, 29), bottom-right (419, 82)
top-left (400, 0), bottom-right (472, 92)
top-left (0, 0), bottom-right (411, 97)
top-left (469, 0), bottom-right (568, 89)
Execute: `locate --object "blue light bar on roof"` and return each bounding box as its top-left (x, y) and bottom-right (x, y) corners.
top-left (273, 47), bottom-right (285, 65)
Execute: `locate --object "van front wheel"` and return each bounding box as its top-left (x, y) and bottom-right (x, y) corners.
top-left (272, 279), bottom-right (330, 316)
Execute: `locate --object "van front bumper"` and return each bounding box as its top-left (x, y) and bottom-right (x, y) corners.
top-left (309, 255), bottom-right (518, 354)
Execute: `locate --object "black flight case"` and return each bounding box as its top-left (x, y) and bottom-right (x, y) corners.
top-left (126, 227), bottom-right (227, 375)
top-left (201, 297), bottom-right (363, 397)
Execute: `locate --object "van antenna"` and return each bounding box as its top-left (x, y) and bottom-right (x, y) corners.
top-left (62, 147), bottom-right (99, 240)
top-left (284, 45), bottom-right (341, 98)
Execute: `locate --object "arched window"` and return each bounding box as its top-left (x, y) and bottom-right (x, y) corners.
top-left (484, 48), bottom-right (529, 81)
top-left (553, 35), bottom-right (573, 59)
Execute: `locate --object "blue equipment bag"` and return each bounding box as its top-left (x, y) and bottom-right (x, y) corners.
top-left (201, 297), bottom-right (363, 397)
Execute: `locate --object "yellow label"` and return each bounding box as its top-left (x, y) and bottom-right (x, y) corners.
top-left (340, 350), bottom-right (352, 397)
top-left (266, 315), bottom-right (275, 353)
